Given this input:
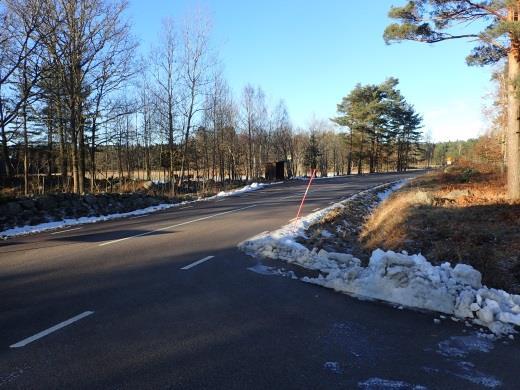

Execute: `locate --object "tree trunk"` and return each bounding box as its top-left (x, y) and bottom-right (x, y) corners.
top-left (47, 105), bottom-right (54, 180)
top-left (23, 103), bottom-right (29, 196)
top-left (58, 112), bottom-right (67, 189)
top-left (1, 123), bottom-right (14, 182)
top-left (78, 114), bottom-right (86, 194)
top-left (347, 130), bottom-right (353, 175)
top-left (507, 48), bottom-right (520, 199)
top-left (357, 130), bottom-right (364, 175)
top-left (90, 122), bottom-right (97, 193)
top-left (71, 131), bottom-right (79, 194)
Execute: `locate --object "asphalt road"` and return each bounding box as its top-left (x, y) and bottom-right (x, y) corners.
top-left (0, 172), bottom-right (518, 389)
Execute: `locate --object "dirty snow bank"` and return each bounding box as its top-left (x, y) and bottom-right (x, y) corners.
top-left (239, 181), bottom-right (520, 335)
top-left (0, 181), bottom-right (275, 238)
top-left (215, 182), bottom-right (275, 197)
top-left (0, 202), bottom-right (179, 238)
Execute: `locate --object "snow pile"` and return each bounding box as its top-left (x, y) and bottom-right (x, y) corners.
top-left (0, 181), bottom-right (276, 239)
top-left (0, 202), bottom-right (180, 238)
top-left (377, 180), bottom-right (407, 201)
top-left (215, 182), bottom-right (269, 197)
top-left (239, 181), bottom-right (520, 335)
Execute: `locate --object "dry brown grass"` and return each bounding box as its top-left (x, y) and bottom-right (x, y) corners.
top-left (361, 165), bottom-right (520, 292)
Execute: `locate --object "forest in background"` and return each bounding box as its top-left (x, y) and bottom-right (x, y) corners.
top-left (0, 0), bottom-right (481, 199)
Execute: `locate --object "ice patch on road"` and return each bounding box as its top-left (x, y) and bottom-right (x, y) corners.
top-left (239, 180), bottom-right (520, 336)
top-left (424, 363), bottom-right (502, 389)
top-left (0, 182), bottom-right (278, 239)
top-left (323, 361), bottom-right (342, 374)
top-left (0, 365), bottom-right (29, 387)
top-left (358, 378), bottom-right (426, 389)
top-left (453, 362), bottom-right (502, 388)
top-left (437, 335), bottom-right (494, 358)
top-left (247, 263), bottom-right (297, 279)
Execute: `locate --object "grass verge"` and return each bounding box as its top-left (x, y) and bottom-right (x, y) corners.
top-left (361, 164), bottom-right (520, 293)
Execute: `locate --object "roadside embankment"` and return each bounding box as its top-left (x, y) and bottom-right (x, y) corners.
top-left (239, 172), bottom-right (520, 335)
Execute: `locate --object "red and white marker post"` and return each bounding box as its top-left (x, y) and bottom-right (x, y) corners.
top-left (294, 168), bottom-right (317, 225)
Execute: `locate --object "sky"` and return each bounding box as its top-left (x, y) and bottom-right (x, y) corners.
top-left (127, 0), bottom-right (496, 143)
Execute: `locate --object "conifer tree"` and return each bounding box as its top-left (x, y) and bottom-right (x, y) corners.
top-left (384, 0), bottom-right (520, 198)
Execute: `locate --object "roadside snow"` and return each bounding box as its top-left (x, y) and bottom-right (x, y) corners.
top-left (239, 180), bottom-right (520, 336)
top-left (377, 180), bottom-right (407, 201)
top-left (0, 203), bottom-right (178, 238)
top-left (214, 182), bottom-right (277, 197)
top-left (0, 182), bottom-right (276, 239)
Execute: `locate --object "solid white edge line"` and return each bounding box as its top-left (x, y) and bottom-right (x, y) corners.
top-left (180, 255), bottom-right (215, 270)
top-left (9, 311), bottom-right (94, 348)
top-left (98, 204), bottom-right (257, 247)
top-left (50, 227), bottom-right (82, 235)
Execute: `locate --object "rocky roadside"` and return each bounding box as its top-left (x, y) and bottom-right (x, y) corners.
top-left (0, 193), bottom-right (178, 233)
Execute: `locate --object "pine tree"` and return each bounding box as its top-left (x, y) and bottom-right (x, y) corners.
top-left (384, 0), bottom-right (520, 199)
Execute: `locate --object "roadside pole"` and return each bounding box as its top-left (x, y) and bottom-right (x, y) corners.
top-left (294, 169), bottom-right (317, 224)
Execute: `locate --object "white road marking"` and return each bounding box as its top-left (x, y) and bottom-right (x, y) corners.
top-left (129, 215), bottom-right (148, 220)
top-left (180, 205), bottom-right (194, 209)
top-left (288, 217), bottom-right (297, 222)
top-left (10, 311), bottom-right (94, 348)
top-left (98, 204), bottom-right (257, 247)
top-left (50, 227), bottom-right (82, 235)
top-left (216, 199), bottom-right (226, 202)
top-left (180, 255), bottom-right (215, 270)
top-left (312, 207), bottom-right (321, 212)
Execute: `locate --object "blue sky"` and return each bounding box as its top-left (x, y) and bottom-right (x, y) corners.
top-left (127, 0), bottom-right (495, 142)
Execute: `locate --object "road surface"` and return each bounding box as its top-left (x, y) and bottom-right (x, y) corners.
top-left (0, 172), bottom-right (518, 389)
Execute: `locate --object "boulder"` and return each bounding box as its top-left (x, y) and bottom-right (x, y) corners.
top-left (3, 202), bottom-right (22, 216)
top-left (35, 196), bottom-right (58, 210)
top-left (19, 199), bottom-right (36, 210)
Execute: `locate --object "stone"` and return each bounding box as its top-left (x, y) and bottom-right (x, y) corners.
top-left (36, 196), bottom-right (58, 210)
top-left (3, 202), bottom-right (22, 216)
top-left (19, 199), bottom-right (36, 210)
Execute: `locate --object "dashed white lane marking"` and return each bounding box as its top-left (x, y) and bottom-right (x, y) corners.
top-left (50, 227), bottom-right (82, 235)
top-left (180, 255), bottom-right (215, 270)
top-left (129, 215), bottom-right (148, 220)
top-left (10, 311), bottom-right (94, 348)
top-left (98, 204), bottom-right (257, 247)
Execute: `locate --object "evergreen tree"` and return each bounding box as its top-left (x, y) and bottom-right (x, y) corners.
top-left (334, 78), bottom-right (422, 173)
top-left (384, 0), bottom-right (520, 198)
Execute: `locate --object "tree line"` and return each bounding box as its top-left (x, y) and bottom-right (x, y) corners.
top-left (0, 0), bottom-right (429, 198)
